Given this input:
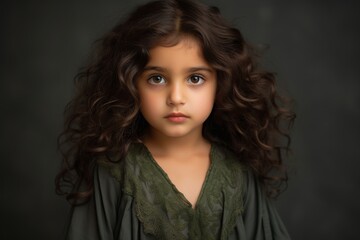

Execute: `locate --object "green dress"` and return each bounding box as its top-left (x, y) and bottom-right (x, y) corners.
top-left (65, 143), bottom-right (290, 240)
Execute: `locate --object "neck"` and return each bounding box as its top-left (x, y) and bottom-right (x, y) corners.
top-left (142, 128), bottom-right (209, 158)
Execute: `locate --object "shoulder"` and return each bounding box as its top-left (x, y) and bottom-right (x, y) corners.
top-left (95, 142), bottom-right (148, 183)
top-left (212, 144), bottom-right (261, 198)
top-left (212, 143), bottom-right (246, 177)
top-left (96, 157), bottom-right (125, 183)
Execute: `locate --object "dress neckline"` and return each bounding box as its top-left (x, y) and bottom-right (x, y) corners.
top-left (104, 142), bottom-right (246, 239)
top-left (139, 142), bottom-right (215, 210)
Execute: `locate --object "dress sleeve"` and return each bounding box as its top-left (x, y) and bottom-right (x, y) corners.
top-left (232, 170), bottom-right (291, 240)
top-left (65, 163), bottom-right (121, 240)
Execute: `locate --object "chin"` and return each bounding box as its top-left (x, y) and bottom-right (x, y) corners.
top-left (151, 124), bottom-right (201, 139)
top-left (158, 127), bottom-right (194, 138)
top-left (162, 131), bottom-right (190, 138)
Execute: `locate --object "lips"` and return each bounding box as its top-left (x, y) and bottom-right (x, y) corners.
top-left (165, 112), bottom-right (189, 118)
top-left (165, 112), bottom-right (189, 123)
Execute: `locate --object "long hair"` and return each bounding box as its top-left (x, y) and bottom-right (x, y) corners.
top-left (55, 0), bottom-right (295, 204)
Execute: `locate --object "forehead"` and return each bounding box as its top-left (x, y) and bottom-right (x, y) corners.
top-left (146, 37), bottom-right (210, 68)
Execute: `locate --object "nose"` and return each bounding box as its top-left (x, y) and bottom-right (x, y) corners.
top-left (167, 81), bottom-right (185, 106)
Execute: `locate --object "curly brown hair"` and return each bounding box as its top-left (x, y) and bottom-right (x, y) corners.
top-left (55, 0), bottom-right (295, 204)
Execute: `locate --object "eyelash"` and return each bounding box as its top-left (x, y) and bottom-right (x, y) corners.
top-left (188, 75), bottom-right (205, 85)
top-left (147, 74), bottom-right (205, 85)
top-left (147, 75), bottom-right (166, 85)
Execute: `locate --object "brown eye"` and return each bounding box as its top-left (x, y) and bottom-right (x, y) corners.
top-left (188, 75), bottom-right (205, 85)
top-left (148, 75), bottom-right (166, 85)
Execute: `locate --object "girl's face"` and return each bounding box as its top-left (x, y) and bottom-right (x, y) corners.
top-left (137, 37), bottom-right (217, 140)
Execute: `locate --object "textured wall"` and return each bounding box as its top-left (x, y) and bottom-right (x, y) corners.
top-left (1, 1), bottom-right (359, 239)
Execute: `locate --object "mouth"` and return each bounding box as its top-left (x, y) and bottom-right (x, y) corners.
top-left (165, 112), bottom-right (189, 118)
top-left (164, 112), bottom-right (189, 123)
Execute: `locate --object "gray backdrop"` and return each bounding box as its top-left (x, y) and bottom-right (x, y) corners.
top-left (1, 0), bottom-right (359, 239)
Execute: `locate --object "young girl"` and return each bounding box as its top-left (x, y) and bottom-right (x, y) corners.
top-left (56, 0), bottom-right (295, 239)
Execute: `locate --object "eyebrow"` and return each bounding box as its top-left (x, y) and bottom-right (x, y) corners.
top-left (143, 66), bottom-right (213, 73)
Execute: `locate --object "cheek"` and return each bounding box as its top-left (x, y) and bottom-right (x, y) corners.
top-left (139, 91), bottom-right (162, 117)
top-left (191, 87), bottom-right (216, 117)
